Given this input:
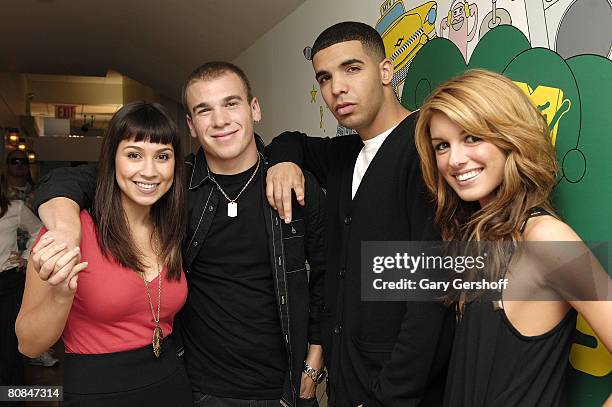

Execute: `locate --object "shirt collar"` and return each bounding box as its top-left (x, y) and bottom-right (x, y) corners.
top-left (188, 133), bottom-right (266, 190)
top-left (362, 124), bottom-right (398, 152)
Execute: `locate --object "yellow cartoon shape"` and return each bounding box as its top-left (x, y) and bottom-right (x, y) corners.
top-left (514, 81), bottom-right (572, 146)
top-left (310, 84), bottom-right (317, 103)
top-left (376, 0), bottom-right (438, 93)
top-left (569, 314), bottom-right (612, 377)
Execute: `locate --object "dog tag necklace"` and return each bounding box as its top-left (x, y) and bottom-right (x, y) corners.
top-left (140, 263), bottom-right (163, 357)
top-left (210, 155), bottom-right (261, 218)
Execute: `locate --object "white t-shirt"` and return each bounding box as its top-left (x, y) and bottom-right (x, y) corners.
top-left (351, 125), bottom-right (398, 199)
top-left (0, 201), bottom-right (42, 271)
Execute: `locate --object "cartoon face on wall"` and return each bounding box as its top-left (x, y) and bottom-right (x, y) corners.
top-left (439, 0), bottom-right (478, 60)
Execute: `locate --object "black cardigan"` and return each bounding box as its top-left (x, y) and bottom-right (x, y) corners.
top-left (267, 113), bottom-right (455, 407)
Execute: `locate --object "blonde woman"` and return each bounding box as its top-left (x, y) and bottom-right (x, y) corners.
top-left (414, 69), bottom-right (612, 406)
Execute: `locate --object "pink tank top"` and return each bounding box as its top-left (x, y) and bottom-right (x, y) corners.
top-left (49, 211), bottom-right (187, 354)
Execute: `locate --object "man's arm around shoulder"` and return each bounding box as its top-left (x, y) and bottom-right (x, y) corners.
top-left (301, 170), bottom-right (326, 400)
top-left (302, 170), bottom-right (326, 345)
top-left (33, 164), bottom-right (97, 278)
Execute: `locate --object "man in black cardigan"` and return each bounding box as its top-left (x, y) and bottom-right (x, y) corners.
top-left (266, 22), bottom-right (454, 406)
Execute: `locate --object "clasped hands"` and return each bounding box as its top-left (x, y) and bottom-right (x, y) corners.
top-left (30, 229), bottom-right (87, 300)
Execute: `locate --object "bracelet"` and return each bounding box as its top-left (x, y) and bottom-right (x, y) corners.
top-left (303, 361), bottom-right (327, 384)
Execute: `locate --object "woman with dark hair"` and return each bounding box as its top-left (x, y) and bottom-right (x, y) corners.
top-left (16, 102), bottom-right (191, 406)
top-left (0, 168), bottom-right (41, 387)
top-left (414, 69), bottom-right (611, 406)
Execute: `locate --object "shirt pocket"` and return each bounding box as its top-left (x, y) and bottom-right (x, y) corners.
top-left (281, 219), bottom-right (306, 273)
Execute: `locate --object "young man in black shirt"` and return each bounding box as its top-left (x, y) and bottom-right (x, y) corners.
top-left (266, 22), bottom-right (454, 406)
top-left (32, 62), bottom-right (327, 407)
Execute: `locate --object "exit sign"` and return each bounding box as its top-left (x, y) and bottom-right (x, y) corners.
top-left (56, 105), bottom-right (76, 119)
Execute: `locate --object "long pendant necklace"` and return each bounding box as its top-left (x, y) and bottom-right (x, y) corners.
top-left (140, 263), bottom-right (163, 357)
top-left (209, 155), bottom-right (261, 218)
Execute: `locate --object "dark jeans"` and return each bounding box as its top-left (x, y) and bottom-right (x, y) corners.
top-left (193, 393), bottom-right (319, 407)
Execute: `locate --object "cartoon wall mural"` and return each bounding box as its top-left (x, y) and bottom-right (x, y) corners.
top-left (439, 0), bottom-right (479, 60)
top-left (310, 84), bottom-right (318, 104)
top-left (375, 0), bottom-right (438, 94)
top-left (523, 0), bottom-right (612, 58)
top-left (400, 20), bottom-right (612, 406)
top-left (478, 0), bottom-right (511, 38)
top-left (555, 0), bottom-right (612, 58)
top-left (309, 84), bottom-right (327, 130)
top-left (513, 81), bottom-right (571, 146)
top-left (300, 0), bottom-right (611, 162)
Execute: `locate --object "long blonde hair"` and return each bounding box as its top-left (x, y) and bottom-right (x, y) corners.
top-left (415, 69), bottom-right (558, 244)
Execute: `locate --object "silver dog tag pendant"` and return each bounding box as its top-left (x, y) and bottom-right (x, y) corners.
top-left (228, 202), bottom-right (238, 218)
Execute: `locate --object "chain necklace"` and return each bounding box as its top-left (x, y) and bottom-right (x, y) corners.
top-left (140, 263), bottom-right (163, 357)
top-left (209, 155), bottom-right (261, 218)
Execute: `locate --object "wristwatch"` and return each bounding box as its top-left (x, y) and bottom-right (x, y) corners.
top-left (303, 362), bottom-right (327, 384)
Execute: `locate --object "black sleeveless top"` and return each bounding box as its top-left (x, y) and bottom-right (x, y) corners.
top-left (444, 209), bottom-right (578, 407)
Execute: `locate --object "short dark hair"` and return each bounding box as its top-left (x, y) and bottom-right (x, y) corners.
top-left (92, 101), bottom-right (186, 281)
top-left (182, 61), bottom-right (253, 116)
top-left (312, 21), bottom-right (386, 61)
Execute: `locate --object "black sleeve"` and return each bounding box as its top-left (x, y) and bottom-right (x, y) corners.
top-left (266, 131), bottom-right (336, 189)
top-left (33, 165), bottom-right (97, 214)
top-left (302, 171), bottom-right (326, 345)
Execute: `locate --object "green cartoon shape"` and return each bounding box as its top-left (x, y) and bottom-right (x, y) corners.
top-left (401, 24), bottom-right (531, 109)
top-left (401, 37), bottom-right (465, 110)
top-left (559, 55), bottom-right (612, 242)
top-left (401, 24), bottom-right (612, 407)
top-left (468, 24), bottom-right (531, 72)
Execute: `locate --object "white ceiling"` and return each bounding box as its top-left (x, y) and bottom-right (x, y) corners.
top-left (0, 0), bottom-right (306, 101)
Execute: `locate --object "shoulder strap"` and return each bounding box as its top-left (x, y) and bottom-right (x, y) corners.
top-left (519, 207), bottom-right (551, 234)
